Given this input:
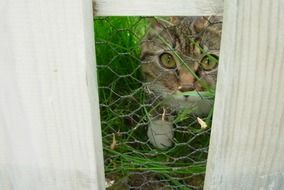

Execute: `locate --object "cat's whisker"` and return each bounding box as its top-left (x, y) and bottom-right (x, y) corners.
top-left (162, 107), bottom-right (166, 121)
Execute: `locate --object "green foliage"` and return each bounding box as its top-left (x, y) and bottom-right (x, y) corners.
top-left (94, 17), bottom-right (212, 189)
top-left (94, 17), bottom-right (146, 87)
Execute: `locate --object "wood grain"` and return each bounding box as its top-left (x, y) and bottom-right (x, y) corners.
top-left (204, 0), bottom-right (284, 189)
top-left (95, 0), bottom-right (223, 16)
top-left (0, 0), bottom-right (105, 189)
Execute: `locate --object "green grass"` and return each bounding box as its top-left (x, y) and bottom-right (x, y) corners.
top-left (94, 16), bottom-right (213, 189)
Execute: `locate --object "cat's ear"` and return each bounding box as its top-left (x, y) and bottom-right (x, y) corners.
top-left (170, 17), bottom-right (181, 25)
top-left (147, 17), bottom-right (172, 32)
top-left (192, 16), bottom-right (210, 33)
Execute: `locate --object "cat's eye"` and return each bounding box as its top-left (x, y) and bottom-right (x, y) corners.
top-left (200, 54), bottom-right (218, 70)
top-left (159, 53), bottom-right (177, 69)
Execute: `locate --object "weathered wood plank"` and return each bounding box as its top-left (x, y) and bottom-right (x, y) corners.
top-left (95, 0), bottom-right (223, 16)
top-left (204, 0), bottom-right (284, 189)
top-left (0, 0), bottom-right (105, 189)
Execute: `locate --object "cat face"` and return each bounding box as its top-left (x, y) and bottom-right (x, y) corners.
top-left (141, 17), bottom-right (222, 113)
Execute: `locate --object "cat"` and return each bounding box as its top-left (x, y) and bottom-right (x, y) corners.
top-left (140, 16), bottom-right (222, 149)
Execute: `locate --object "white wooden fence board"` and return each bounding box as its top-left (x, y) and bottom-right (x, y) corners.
top-left (204, 0), bottom-right (284, 189)
top-left (0, 0), bottom-right (105, 189)
top-left (95, 0), bottom-right (223, 16)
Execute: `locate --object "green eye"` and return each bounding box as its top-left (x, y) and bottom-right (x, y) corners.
top-left (159, 53), bottom-right (176, 69)
top-left (200, 54), bottom-right (218, 70)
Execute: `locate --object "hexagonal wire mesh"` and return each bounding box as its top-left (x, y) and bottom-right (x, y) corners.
top-left (94, 16), bottom-right (222, 190)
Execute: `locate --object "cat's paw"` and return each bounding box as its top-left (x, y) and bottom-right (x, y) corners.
top-left (147, 120), bottom-right (174, 150)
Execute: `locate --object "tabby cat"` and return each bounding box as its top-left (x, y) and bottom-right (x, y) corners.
top-left (141, 17), bottom-right (222, 149)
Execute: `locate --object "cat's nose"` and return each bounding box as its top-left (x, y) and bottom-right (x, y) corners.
top-left (178, 84), bottom-right (195, 92)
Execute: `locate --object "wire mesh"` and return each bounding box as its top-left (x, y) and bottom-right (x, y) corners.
top-left (94, 16), bottom-right (221, 190)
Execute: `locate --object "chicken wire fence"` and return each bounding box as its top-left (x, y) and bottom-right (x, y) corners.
top-left (94, 16), bottom-right (216, 190)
